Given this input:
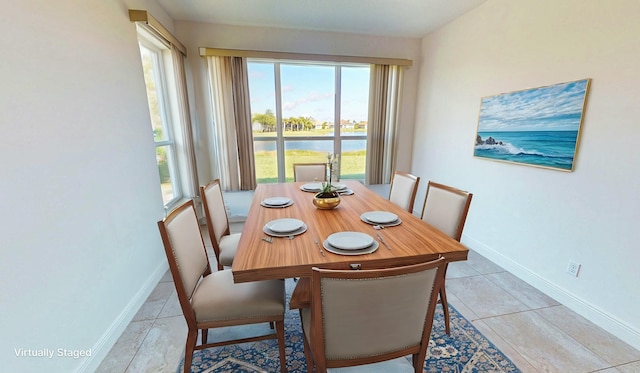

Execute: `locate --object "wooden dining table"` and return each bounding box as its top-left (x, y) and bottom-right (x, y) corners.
top-left (231, 180), bottom-right (468, 308)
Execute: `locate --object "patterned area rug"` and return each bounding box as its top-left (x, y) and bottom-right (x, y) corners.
top-left (177, 279), bottom-right (521, 373)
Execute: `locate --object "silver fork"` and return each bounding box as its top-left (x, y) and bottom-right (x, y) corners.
top-left (262, 236), bottom-right (273, 243)
top-left (376, 233), bottom-right (392, 250)
top-left (314, 239), bottom-right (325, 256)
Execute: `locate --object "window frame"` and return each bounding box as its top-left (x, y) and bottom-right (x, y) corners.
top-left (137, 29), bottom-right (183, 208)
top-left (249, 59), bottom-right (369, 183)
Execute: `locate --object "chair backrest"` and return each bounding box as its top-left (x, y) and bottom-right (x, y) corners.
top-left (388, 171), bottom-right (420, 212)
top-left (308, 258), bottom-right (446, 368)
top-left (200, 179), bottom-right (230, 252)
top-left (157, 200), bottom-right (211, 309)
top-left (293, 163), bottom-right (327, 182)
top-left (421, 181), bottom-right (473, 241)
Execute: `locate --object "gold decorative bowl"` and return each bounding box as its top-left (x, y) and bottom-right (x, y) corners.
top-left (313, 192), bottom-right (341, 209)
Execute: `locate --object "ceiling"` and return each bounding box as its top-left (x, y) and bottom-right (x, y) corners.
top-left (156, 0), bottom-right (487, 38)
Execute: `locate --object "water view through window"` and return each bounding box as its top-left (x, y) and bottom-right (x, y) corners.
top-left (248, 61), bottom-right (369, 183)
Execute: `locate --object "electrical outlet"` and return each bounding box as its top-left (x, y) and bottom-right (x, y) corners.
top-left (567, 260), bottom-right (581, 277)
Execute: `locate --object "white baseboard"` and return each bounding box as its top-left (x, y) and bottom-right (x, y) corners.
top-left (76, 261), bottom-right (169, 373)
top-left (462, 234), bottom-right (640, 351)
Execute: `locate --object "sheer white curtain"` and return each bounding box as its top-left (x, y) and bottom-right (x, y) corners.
top-left (365, 64), bottom-right (404, 185)
top-left (205, 56), bottom-right (256, 191)
top-left (171, 45), bottom-right (199, 198)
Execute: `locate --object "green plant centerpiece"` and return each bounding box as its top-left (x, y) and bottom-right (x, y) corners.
top-left (313, 153), bottom-right (341, 209)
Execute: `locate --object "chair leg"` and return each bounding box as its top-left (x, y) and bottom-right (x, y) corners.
top-left (315, 358), bottom-right (327, 373)
top-left (300, 322), bottom-right (314, 373)
top-left (201, 328), bottom-right (208, 344)
top-left (275, 320), bottom-right (287, 373)
top-left (183, 329), bottom-right (198, 373)
top-left (412, 352), bottom-right (424, 373)
top-left (440, 286), bottom-right (451, 335)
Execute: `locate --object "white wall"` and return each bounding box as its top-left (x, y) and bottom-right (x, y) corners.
top-left (0, 1), bottom-right (173, 371)
top-left (172, 22), bottom-right (423, 185)
top-left (412, 0), bottom-right (640, 348)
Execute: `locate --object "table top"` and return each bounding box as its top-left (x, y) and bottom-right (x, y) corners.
top-left (231, 180), bottom-right (468, 283)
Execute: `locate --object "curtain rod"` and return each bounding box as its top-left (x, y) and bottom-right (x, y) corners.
top-left (129, 10), bottom-right (187, 56)
top-left (199, 47), bottom-right (412, 67)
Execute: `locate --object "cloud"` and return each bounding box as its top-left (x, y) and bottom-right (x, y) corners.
top-left (478, 80), bottom-right (589, 131)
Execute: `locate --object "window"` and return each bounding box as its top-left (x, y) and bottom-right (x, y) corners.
top-left (248, 61), bottom-right (370, 183)
top-left (137, 31), bottom-right (182, 207)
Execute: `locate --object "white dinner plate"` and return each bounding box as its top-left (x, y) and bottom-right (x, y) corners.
top-left (361, 211), bottom-right (399, 224)
top-left (300, 182), bottom-right (323, 192)
top-left (360, 215), bottom-right (402, 227)
top-left (300, 182), bottom-right (348, 192)
top-left (262, 197), bottom-right (292, 206)
top-left (330, 183), bottom-right (348, 191)
top-left (264, 224), bottom-right (308, 237)
top-left (265, 218), bottom-right (305, 233)
top-left (323, 240), bottom-right (378, 256)
top-left (326, 232), bottom-right (374, 250)
top-left (260, 201), bottom-right (293, 209)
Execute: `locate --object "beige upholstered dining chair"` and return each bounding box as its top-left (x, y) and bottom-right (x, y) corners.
top-left (421, 181), bottom-right (473, 334)
top-left (300, 258), bottom-right (446, 373)
top-left (158, 200), bottom-right (288, 373)
top-left (388, 171), bottom-right (420, 212)
top-left (293, 163), bottom-right (327, 182)
top-left (200, 179), bottom-right (240, 270)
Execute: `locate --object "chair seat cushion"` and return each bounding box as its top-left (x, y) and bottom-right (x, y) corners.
top-left (191, 270), bottom-right (284, 324)
top-left (218, 233), bottom-right (240, 266)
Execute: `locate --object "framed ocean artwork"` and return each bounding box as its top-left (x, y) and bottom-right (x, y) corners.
top-left (474, 78), bottom-right (591, 172)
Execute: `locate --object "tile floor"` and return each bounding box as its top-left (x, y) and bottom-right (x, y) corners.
top-left (97, 210), bottom-right (640, 372)
top-left (96, 228), bottom-right (640, 372)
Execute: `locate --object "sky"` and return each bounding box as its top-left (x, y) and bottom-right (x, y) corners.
top-left (477, 79), bottom-right (590, 132)
top-left (247, 62), bottom-right (370, 124)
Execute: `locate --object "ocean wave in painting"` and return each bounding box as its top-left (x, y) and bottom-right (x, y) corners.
top-left (475, 142), bottom-right (544, 157)
top-left (474, 131), bottom-right (577, 170)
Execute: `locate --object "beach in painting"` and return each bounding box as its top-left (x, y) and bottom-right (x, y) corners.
top-left (475, 130), bottom-right (578, 170)
top-left (474, 79), bottom-right (589, 171)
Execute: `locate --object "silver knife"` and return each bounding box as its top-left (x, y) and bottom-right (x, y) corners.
top-left (376, 233), bottom-right (391, 250)
top-left (314, 239), bottom-right (325, 256)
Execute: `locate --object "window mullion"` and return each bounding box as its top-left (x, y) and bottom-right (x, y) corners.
top-left (274, 62), bottom-right (286, 182)
top-left (334, 66), bottom-right (342, 178)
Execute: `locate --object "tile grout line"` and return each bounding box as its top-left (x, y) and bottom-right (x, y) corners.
top-left (446, 289), bottom-right (541, 372)
top-left (479, 308), bottom-right (623, 372)
top-left (471, 311), bottom-right (543, 373)
top-left (122, 321), bottom-right (154, 373)
top-left (531, 307), bottom-right (633, 370)
top-left (124, 275), bottom-right (178, 372)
